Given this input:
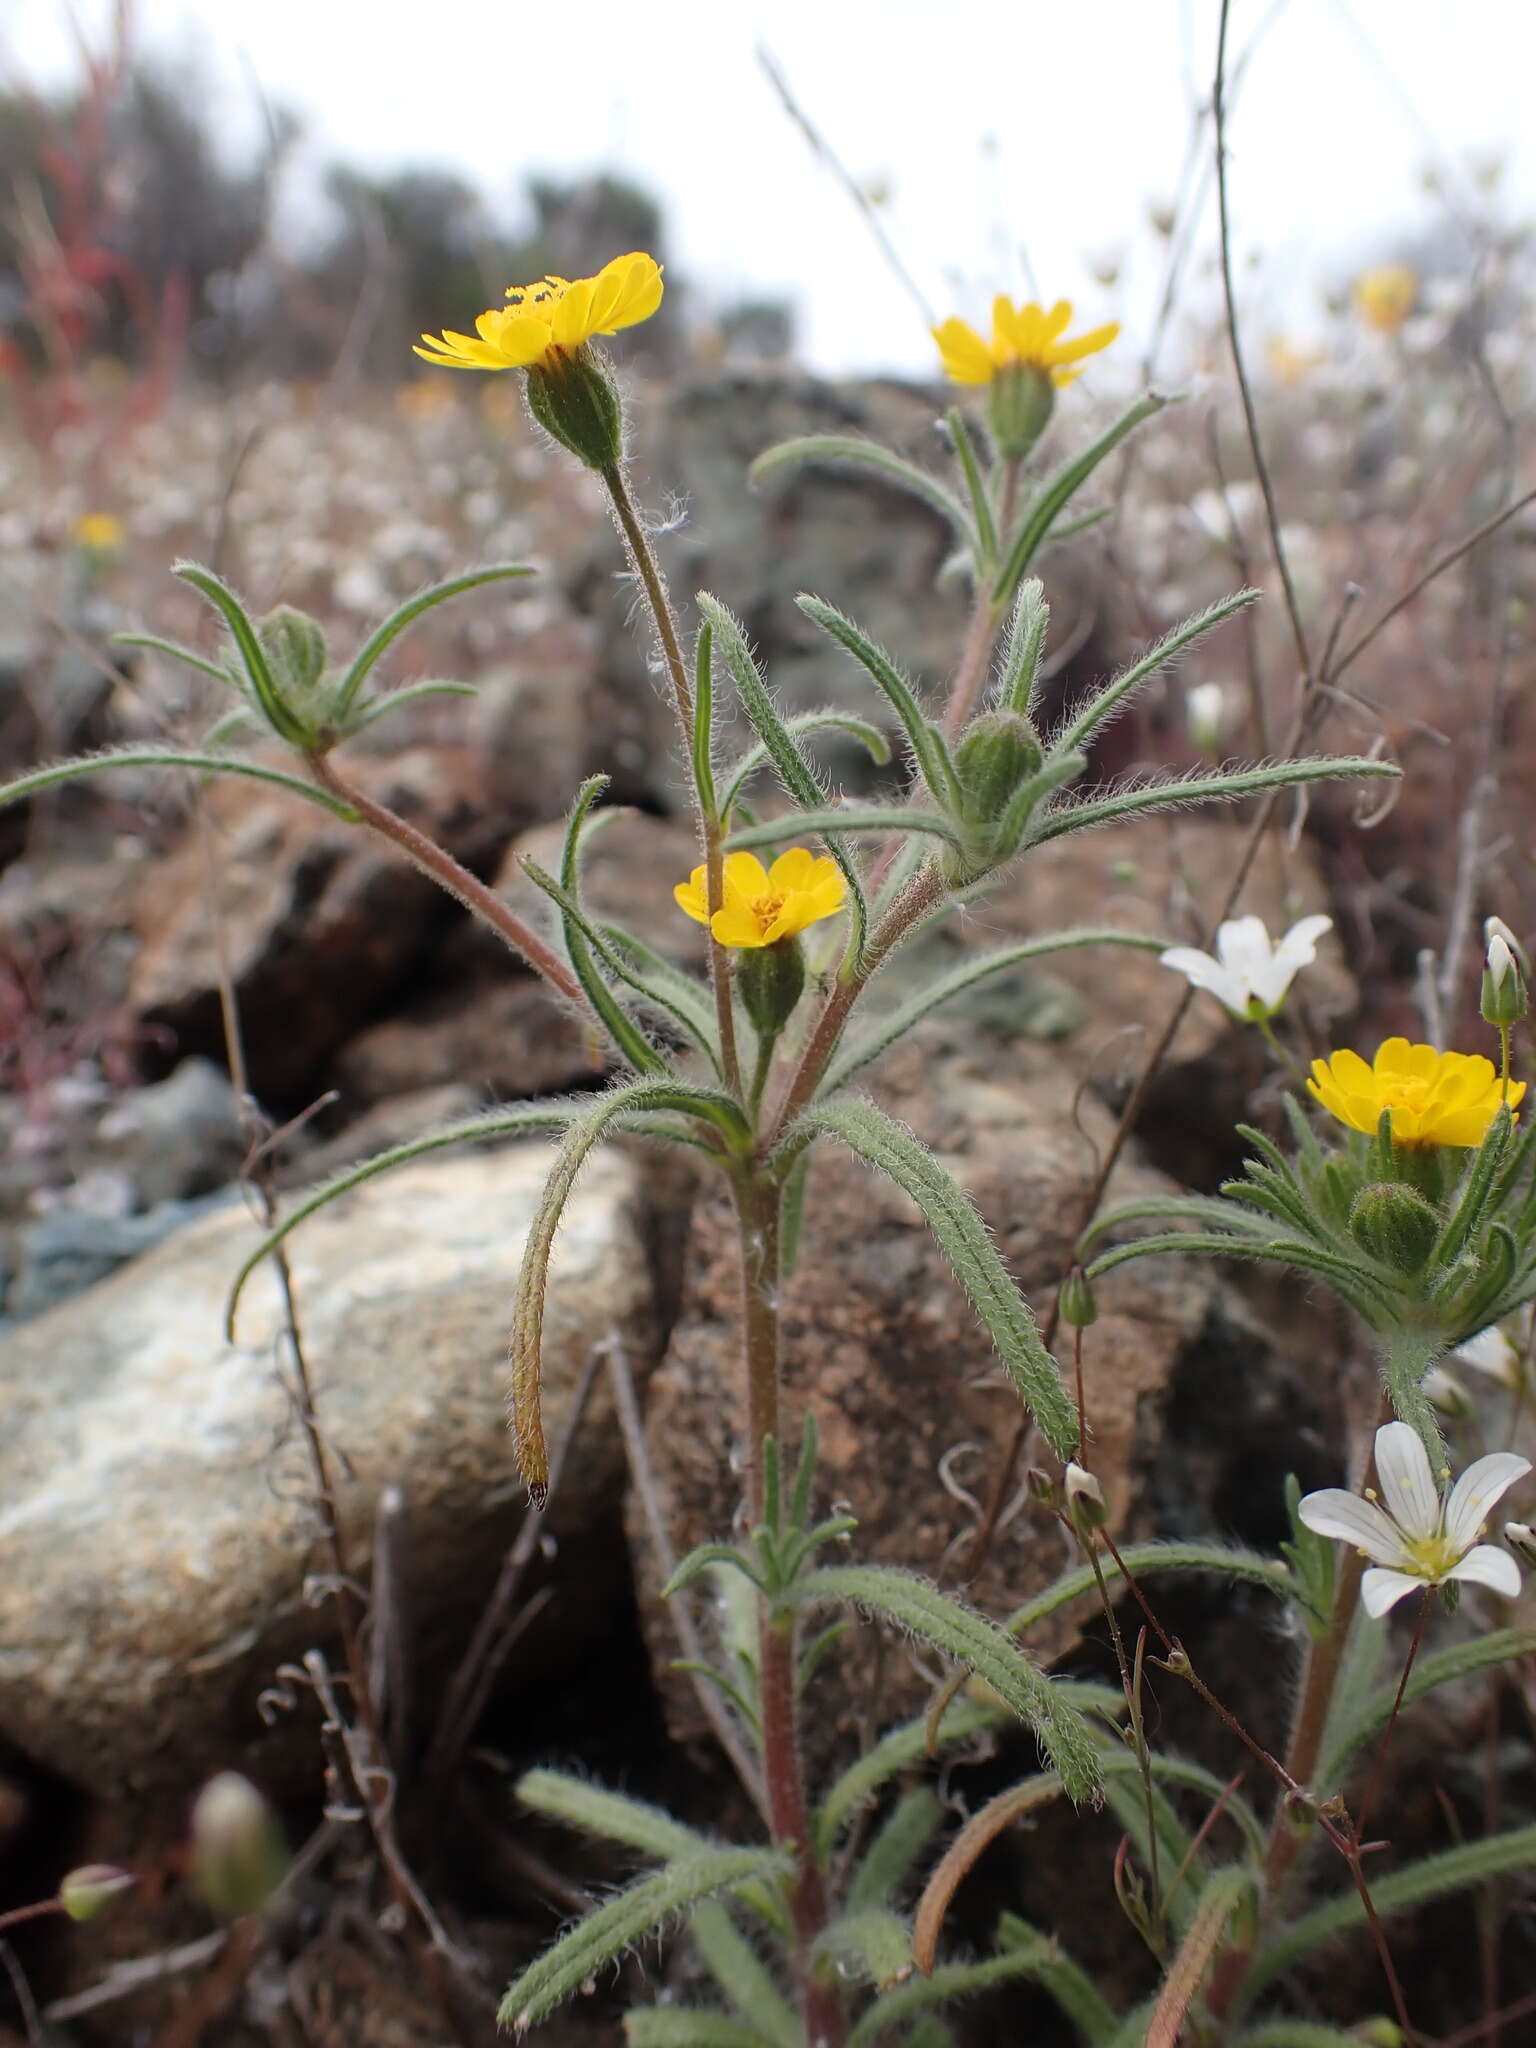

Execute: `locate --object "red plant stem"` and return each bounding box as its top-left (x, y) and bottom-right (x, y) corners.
top-left (304, 752), bottom-right (591, 1012)
top-left (732, 1170), bottom-right (843, 2046)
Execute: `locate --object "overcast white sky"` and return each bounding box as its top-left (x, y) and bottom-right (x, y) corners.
top-left (6, 0), bottom-right (1534, 373)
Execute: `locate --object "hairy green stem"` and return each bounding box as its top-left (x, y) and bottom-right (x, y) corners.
top-left (601, 462), bottom-right (743, 1096)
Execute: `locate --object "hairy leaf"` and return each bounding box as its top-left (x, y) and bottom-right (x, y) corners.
top-left (1146, 1867), bottom-right (1253, 2048)
top-left (517, 1768), bottom-right (709, 1862)
top-left (498, 1849), bottom-right (790, 2029)
top-left (333, 563), bottom-right (531, 716)
top-left (687, 1902), bottom-right (799, 2045)
top-left (797, 595), bottom-right (961, 810)
top-left (848, 1788), bottom-right (945, 1914)
top-left (0, 746), bottom-right (357, 820)
top-left (991, 396), bottom-right (1166, 603)
top-left (1053, 591), bottom-right (1259, 754)
top-left (798, 1565), bottom-right (1100, 1801)
top-left (1030, 756), bottom-right (1398, 847)
top-left (788, 1098), bottom-right (1077, 1456)
top-left (748, 435), bottom-right (972, 544)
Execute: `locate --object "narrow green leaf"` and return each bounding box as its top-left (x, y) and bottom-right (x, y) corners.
top-left (174, 561), bottom-right (302, 744)
top-left (991, 395), bottom-right (1166, 603)
top-left (788, 1098), bottom-right (1077, 1456)
top-left (692, 621), bottom-right (718, 819)
top-left (999, 578), bottom-right (1048, 714)
top-left (0, 746), bottom-right (357, 819)
top-left (992, 749), bottom-right (1088, 861)
top-left (665, 1543), bottom-right (767, 1598)
top-left (848, 1788), bottom-right (944, 1913)
top-left (1322, 1627), bottom-right (1536, 1784)
top-left (1007, 1541), bottom-right (1299, 1636)
top-left (599, 926), bottom-right (722, 1064)
top-left (726, 806), bottom-right (961, 853)
top-left (798, 1564), bottom-right (1100, 1802)
top-left (994, 1913), bottom-right (1117, 2044)
top-left (815, 1908), bottom-right (914, 1990)
top-left (946, 408), bottom-right (998, 570)
top-left (350, 678), bottom-right (479, 730)
top-left (224, 1101), bottom-right (580, 1340)
top-left (512, 1081), bottom-right (749, 1496)
top-left (797, 594), bottom-right (962, 810)
top-left (624, 2011), bottom-right (773, 2048)
top-left (687, 1903), bottom-right (799, 2048)
top-left (699, 593), bottom-right (869, 963)
top-left (112, 628), bottom-right (234, 683)
top-left (1249, 1829), bottom-right (1536, 2000)
top-left (748, 435), bottom-right (973, 544)
top-left (823, 928), bottom-right (1168, 1095)
top-left (1053, 590), bottom-right (1260, 754)
top-left (517, 1768), bottom-right (709, 1863)
top-left (718, 710), bottom-right (892, 823)
top-left (846, 1948), bottom-right (1058, 2048)
top-left (200, 707), bottom-right (259, 750)
top-left (1029, 757), bottom-right (1398, 847)
top-left (815, 1701), bottom-right (1008, 1863)
top-left (497, 1848), bottom-right (790, 2029)
top-left (525, 845), bottom-right (669, 1076)
top-left (333, 563), bottom-right (531, 716)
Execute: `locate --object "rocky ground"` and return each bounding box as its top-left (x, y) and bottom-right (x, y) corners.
top-left (0, 369), bottom-right (1522, 2041)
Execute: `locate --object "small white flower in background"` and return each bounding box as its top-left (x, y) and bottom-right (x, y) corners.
top-left (1298, 1421), bottom-right (1530, 1617)
top-left (1505, 1521), bottom-right (1536, 1568)
top-left (1186, 682), bottom-right (1230, 757)
top-left (1159, 914), bottom-right (1333, 1022)
top-left (1453, 1322), bottom-right (1524, 1392)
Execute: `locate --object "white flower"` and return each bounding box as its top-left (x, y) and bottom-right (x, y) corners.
top-left (1298, 1421), bottom-right (1530, 1617)
top-left (1453, 1322), bottom-right (1523, 1392)
top-left (1186, 682), bottom-right (1229, 755)
top-left (1488, 932), bottom-right (1518, 991)
top-left (1159, 914), bottom-right (1333, 1021)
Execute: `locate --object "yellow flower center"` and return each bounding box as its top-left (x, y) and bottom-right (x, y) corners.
top-left (748, 891), bottom-right (788, 936)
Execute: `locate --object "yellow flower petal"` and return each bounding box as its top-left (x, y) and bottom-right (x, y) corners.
top-left (932, 317), bottom-right (997, 385)
top-left (712, 905), bottom-right (771, 948)
top-left (1311, 1039), bottom-right (1520, 1148)
top-left (673, 867), bottom-right (712, 926)
top-left (1047, 319), bottom-right (1121, 366)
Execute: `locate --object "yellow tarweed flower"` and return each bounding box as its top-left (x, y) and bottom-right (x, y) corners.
top-left (932, 296), bottom-right (1119, 388)
top-left (675, 849), bottom-right (847, 950)
top-left (414, 251), bottom-right (663, 373)
top-left (1353, 264), bottom-right (1417, 335)
top-left (1308, 1037), bottom-right (1524, 1149)
top-left (71, 511), bottom-right (124, 552)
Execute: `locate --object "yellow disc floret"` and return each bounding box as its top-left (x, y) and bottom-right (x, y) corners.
top-left (1308, 1037), bottom-right (1524, 1149)
top-left (414, 251), bottom-right (663, 373)
top-left (932, 296), bottom-right (1119, 388)
top-left (674, 849), bottom-right (847, 950)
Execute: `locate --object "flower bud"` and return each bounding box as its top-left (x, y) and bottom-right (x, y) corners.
top-left (986, 362), bottom-right (1055, 460)
top-left (952, 709), bottom-right (1044, 829)
top-left (523, 344), bottom-right (624, 471)
top-left (1481, 930), bottom-right (1528, 1028)
top-left (254, 605), bottom-right (338, 743)
top-left (736, 935), bottom-right (807, 1042)
top-left (1485, 916), bottom-right (1529, 975)
top-left (1504, 1521), bottom-right (1536, 1568)
top-left (1058, 1266), bottom-right (1098, 1328)
top-left (1347, 1181), bottom-right (1442, 1274)
top-left (1065, 1461), bottom-right (1108, 1533)
top-left (190, 1773), bottom-right (290, 1919)
top-left (58, 1864), bottom-right (136, 1922)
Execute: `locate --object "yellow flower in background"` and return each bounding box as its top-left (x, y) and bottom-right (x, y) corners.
top-left (1308, 1038), bottom-right (1523, 1148)
top-left (414, 251), bottom-right (663, 372)
top-left (71, 511), bottom-right (124, 552)
top-left (675, 848), bottom-right (847, 949)
top-left (932, 297), bottom-right (1119, 388)
top-left (1353, 264), bottom-right (1417, 335)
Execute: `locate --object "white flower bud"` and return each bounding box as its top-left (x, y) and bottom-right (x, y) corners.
top-left (1065, 1461), bottom-right (1108, 1531)
top-left (1503, 1521), bottom-right (1536, 1568)
top-left (1185, 682), bottom-right (1229, 757)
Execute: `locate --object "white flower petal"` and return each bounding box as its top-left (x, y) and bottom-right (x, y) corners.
top-left (1362, 1566), bottom-right (1425, 1617)
top-left (1297, 1488), bottom-right (1406, 1565)
top-left (1159, 947), bottom-right (1246, 1016)
top-left (1446, 1545), bottom-right (1522, 1600)
top-left (1215, 916), bottom-right (1272, 980)
top-left (1279, 913), bottom-right (1333, 957)
top-left (1444, 1451), bottom-right (1533, 1553)
top-left (1374, 1422), bottom-right (1440, 1543)
top-left (1454, 1325), bottom-right (1521, 1389)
